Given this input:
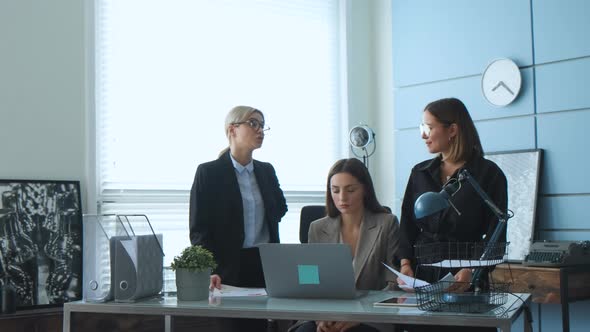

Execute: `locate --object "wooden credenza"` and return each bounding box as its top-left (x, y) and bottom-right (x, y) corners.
top-left (0, 307), bottom-right (217, 332)
top-left (0, 307), bottom-right (62, 332)
top-left (492, 263), bottom-right (590, 332)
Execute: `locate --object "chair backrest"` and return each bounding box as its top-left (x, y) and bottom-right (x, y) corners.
top-left (299, 205), bottom-right (326, 243)
top-left (299, 205), bottom-right (393, 243)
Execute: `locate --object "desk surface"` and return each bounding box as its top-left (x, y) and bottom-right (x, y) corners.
top-left (64, 291), bottom-right (530, 332)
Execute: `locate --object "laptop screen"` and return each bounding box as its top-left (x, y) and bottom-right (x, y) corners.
top-left (258, 243), bottom-right (359, 299)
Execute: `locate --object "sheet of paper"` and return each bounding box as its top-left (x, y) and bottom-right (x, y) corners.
top-left (422, 259), bottom-right (501, 268)
top-left (211, 284), bottom-right (267, 297)
top-left (382, 262), bottom-right (455, 290)
top-left (438, 272), bottom-right (455, 283)
top-left (382, 263), bottom-right (429, 288)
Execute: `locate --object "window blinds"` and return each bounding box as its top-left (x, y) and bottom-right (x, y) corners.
top-left (95, 0), bottom-right (343, 263)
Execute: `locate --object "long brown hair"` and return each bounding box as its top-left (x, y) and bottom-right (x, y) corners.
top-left (325, 158), bottom-right (388, 217)
top-left (424, 98), bottom-right (483, 163)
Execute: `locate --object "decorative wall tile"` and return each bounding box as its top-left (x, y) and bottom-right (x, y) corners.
top-left (533, 0), bottom-right (590, 63)
top-left (392, 0), bottom-right (532, 86)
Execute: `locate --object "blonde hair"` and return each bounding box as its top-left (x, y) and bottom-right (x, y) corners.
top-left (218, 106), bottom-right (264, 157)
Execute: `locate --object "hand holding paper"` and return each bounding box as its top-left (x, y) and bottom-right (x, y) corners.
top-left (382, 262), bottom-right (454, 291)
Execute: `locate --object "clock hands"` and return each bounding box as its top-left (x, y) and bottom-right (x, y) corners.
top-left (491, 81), bottom-right (515, 96)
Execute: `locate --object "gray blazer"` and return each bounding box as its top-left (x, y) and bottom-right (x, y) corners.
top-left (288, 211), bottom-right (400, 332)
top-left (308, 210), bottom-right (400, 291)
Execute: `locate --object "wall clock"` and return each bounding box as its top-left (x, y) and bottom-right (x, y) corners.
top-left (481, 58), bottom-right (522, 107)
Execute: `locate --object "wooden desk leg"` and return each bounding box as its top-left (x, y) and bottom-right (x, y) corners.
top-left (560, 268), bottom-right (569, 332)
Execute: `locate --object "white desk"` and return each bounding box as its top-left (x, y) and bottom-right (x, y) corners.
top-left (63, 291), bottom-right (531, 332)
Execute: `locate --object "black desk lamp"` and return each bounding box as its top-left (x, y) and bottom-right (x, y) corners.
top-left (414, 169), bottom-right (510, 291)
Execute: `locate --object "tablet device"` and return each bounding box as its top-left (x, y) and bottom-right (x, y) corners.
top-left (374, 295), bottom-right (418, 307)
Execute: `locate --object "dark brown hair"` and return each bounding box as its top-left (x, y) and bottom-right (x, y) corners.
top-left (424, 97), bottom-right (483, 162)
top-left (325, 158), bottom-right (388, 217)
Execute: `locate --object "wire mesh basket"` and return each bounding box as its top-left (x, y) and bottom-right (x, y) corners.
top-left (412, 241), bottom-right (510, 313)
top-left (414, 241), bottom-right (508, 266)
top-left (415, 281), bottom-right (510, 313)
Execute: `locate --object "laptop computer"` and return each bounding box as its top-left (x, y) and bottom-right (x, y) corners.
top-left (258, 243), bottom-right (361, 299)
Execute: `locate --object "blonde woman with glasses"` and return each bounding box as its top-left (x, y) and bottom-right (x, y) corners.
top-left (189, 105), bottom-right (287, 332)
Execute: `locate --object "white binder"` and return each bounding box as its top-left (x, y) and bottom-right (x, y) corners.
top-left (83, 214), bottom-right (164, 302)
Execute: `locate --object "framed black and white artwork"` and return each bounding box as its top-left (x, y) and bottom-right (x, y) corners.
top-left (485, 149), bottom-right (542, 262)
top-left (0, 180), bottom-right (82, 308)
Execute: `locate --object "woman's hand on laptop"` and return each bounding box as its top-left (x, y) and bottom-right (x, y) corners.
top-left (209, 274), bottom-right (222, 290)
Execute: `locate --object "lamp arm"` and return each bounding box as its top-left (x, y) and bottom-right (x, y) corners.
top-left (459, 169), bottom-right (508, 222)
top-left (457, 169), bottom-right (508, 290)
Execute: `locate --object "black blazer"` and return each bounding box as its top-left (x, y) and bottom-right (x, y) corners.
top-left (189, 151), bottom-right (288, 285)
top-left (398, 155), bottom-right (507, 273)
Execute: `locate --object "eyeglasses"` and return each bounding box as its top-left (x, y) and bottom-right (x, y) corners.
top-left (419, 122), bottom-right (450, 137)
top-left (233, 118), bottom-right (270, 132)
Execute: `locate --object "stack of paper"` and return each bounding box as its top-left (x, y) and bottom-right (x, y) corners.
top-left (211, 284), bottom-right (267, 297)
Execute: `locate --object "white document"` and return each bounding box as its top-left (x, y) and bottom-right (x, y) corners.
top-left (211, 284), bottom-right (267, 297)
top-left (382, 262), bottom-right (455, 290)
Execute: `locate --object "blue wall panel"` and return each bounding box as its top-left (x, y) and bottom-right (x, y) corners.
top-left (392, 2), bottom-right (590, 330)
top-left (539, 230), bottom-right (590, 241)
top-left (537, 110), bottom-right (590, 194)
top-left (476, 117), bottom-right (536, 153)
top-left (538, 196), bottom-right (590, 230)
top-left (533, 0), bottom-right (590, 64)
top-left (394, 69), bottom-right (535, 129)
top-left (536, 58), bottom-right (590, 113)
top-left (392, 0), bottom-right (532, 86)
top-left (537, 300), bottom-right (590, 332)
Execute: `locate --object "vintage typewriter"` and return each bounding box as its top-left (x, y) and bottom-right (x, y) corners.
top-left (523, 240), bottom-right (590, 267)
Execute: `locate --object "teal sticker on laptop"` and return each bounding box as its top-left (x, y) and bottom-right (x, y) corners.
top-left (297, 265), bottom-right (320, 284)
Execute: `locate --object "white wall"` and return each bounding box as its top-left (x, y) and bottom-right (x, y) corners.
top-left (0, 0), bottom-right (90, 211)
top-left (346, 0), bottom-right (395, 209)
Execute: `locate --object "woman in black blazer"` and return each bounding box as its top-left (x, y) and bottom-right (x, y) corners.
top-left (189, 105), bottom-right (287, 290)
top-left (398, 98), bottom-right (507, 332)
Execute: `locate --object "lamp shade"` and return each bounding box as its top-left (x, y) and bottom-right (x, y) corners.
top-left (349, 125), bottom-right (374, 148)
top-left (414, 191), bottom-right (450, 219)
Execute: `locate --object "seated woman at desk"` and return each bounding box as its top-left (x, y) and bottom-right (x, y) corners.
top-left (397, 98), bottom-right (507, 332)
top-left (290, 158), bottom-right (400, 332)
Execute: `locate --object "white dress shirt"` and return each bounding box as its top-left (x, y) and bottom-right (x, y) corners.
top-left (230, 155), bottom-right (268, 248)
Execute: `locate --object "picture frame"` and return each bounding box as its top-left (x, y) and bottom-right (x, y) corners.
top-left (0, 179), bottom-right (83, 309)
top-left (485, 149), bottom-right (543, 262)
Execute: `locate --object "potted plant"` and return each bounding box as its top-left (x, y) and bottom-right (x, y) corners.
top-left (171, 245), bottom-right (217, 301)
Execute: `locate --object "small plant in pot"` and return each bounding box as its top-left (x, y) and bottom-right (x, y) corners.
top-left (171, 245), bottom-right (217, 301)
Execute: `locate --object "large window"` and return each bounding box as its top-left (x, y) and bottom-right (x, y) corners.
top-left (95, 0), bottom-right (346, 265)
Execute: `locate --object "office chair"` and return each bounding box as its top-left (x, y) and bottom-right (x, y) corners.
top-left (299, 205), bottom-right (393, 243)
top-left (299, 205), bottom-right (326, 243)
